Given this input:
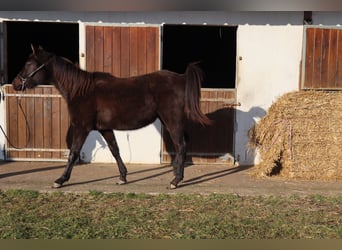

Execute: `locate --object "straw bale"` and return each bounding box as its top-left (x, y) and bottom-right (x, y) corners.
top-left (249, 91), bottom-right (342, 180)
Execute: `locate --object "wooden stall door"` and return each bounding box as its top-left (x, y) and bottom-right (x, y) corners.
top-left (85, 25), bottom-right (159, 76)
top-left (162, 89), bottom-right (236, 164)
top-left (302, 26), bottom-right (342, 89)
top-left (4, 85), bottom-right (70, 161)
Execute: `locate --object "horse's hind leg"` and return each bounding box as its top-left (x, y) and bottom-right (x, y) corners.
top-left (53, 128), bottom-right (89, 188)
top-left (100, 130), bottom-right (128, 185)
top-left (168, 128), bottom-right (186, 189)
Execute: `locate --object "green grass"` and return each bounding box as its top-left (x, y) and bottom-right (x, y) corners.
top-left (0, 190), bottom-right (341, 239)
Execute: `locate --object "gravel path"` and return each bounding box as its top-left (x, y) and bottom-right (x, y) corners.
top-left (1, 161), bottom-right (341, 196)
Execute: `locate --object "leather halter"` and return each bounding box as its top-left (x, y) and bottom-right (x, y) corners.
top-left (17, 57), bottom-right (54, 91)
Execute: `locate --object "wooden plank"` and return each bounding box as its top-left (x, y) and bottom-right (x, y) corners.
top-left (336, 30), bottom-right (342, 87)
top-left (146, 27), bottom-right (159, 73)
top-left (24, 87), bottom-right (37, 158)
top-left (328, 29), bottom-right (338, 88)
top-left (137, 28), bottom-right (147, 75)
top-left (202, 90), bottom-right (215, 164)
top-left (112, 27), bottom-right (121, 77)
top-left (103, 26), bottom-right (113, 74)
top-left (222, 91), bottom-right (235, 155)
top-left (129, 27), bottom-right (139, 76)
top-left (312, 28), bottom-right (323, 88)
top-left (154, 27), bottom-right (159, 71)
top-left (51, 87), bottom-right (61, 159)
top-left (320, 29), bottom-right (331, 88)
top-left (59, 90), bottom-right (70, 160)
top-left (7, 87), bottom-right (19, 158)
top-left (201, 90), bottom-right (213, 163)
top-left (17, 95), bottom-right (27, 158)
top-left (85, 25), bottom-right (95, 72)
top-left (120, 27), bottom-right (130, 77)
top-left (34, 87), bottom-right (44, 158)
top-left (25, 94), bottom-right (35, 158)
top-left (43, 87), bottom-right (52, 159)
top-left (60, 97), bottom-right (69, 158)
top-left (94, 26), bottom-right (104, 72)
top-left (209, 90), bottom-right (221, 164)
top-left (212, 91), bottom-right (223, 155)
top-left (304, 28), bottom-right (315, 88)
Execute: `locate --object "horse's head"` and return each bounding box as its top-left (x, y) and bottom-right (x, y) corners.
top-left (12, 44), bottom-right (54, 91)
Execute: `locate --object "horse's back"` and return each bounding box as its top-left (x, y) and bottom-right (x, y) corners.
top-left (91, 70), bottom-right (186, 130)
top-left (94, 69), bottom-right (185, 99)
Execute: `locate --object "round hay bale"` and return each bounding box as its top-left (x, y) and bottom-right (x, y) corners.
top-left (249, 91), bottom-right (342, 180)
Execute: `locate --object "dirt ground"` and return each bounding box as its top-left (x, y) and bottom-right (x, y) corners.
top-left (0, 160), bottom-right (341, 196)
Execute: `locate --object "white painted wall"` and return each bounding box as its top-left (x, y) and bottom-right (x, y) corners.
top-left (235, 25), bottom-right (303, 165)
top-left (80, 120), bottom-right (162, 164)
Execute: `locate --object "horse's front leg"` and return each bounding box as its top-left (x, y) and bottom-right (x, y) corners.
top-left (100, 130), bottom-right (128, 185)
top-left (66, 124), bottom-right (73, 149)
top-left (52, 128), bottom-right (89, 188)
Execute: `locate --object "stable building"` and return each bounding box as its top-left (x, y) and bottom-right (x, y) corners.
top-left (0, 11), bottom-right (340, 166)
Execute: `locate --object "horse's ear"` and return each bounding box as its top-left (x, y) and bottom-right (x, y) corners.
top-left (31, 44), bottom-right (44, 55)
top-left (31, 44), bottom-right (37, 54)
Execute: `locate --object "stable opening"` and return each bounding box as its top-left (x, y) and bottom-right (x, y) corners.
top-left (5, 21), bottom-right (79, 84)
top-left (162, 24), bottom-right (237, 89)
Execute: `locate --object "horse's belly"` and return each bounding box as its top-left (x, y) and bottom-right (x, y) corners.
top-left (96, 108), bottom-right (156, 130)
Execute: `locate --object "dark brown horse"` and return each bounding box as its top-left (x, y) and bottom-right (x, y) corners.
top-left (12, 45), bottom-right (211, 189)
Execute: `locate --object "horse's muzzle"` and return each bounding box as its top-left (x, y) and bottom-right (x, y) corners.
top-left (12, 76), bottom-right (26, 91)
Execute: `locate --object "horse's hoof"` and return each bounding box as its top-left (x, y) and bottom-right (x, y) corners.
top-left (170, 183), bottom-right (177, 189)
top-left (116, 180), bottom-right (127, 185)
top-left (52, 182), bottom-right (62, 189)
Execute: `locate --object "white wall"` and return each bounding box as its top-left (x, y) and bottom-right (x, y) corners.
top-left (80, 120), bottom-right (162, 164)
top-left (235, 25), bottom-right (303, 165)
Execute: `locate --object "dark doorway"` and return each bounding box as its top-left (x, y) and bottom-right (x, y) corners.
top-left (162, 24), bottom-right (237, 89)
top-left (5, 21), bottom-right (79, 84)
top-left (161, 24), bottom-right (237, 164)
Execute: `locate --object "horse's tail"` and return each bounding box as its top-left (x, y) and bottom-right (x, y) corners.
top-left (184, 62), bottom-right (212, 126)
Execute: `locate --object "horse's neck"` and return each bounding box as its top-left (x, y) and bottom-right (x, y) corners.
top-left (52, 57), bottom-right (93, 100)
top-left (52, 57), bottom-right (76, 99)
